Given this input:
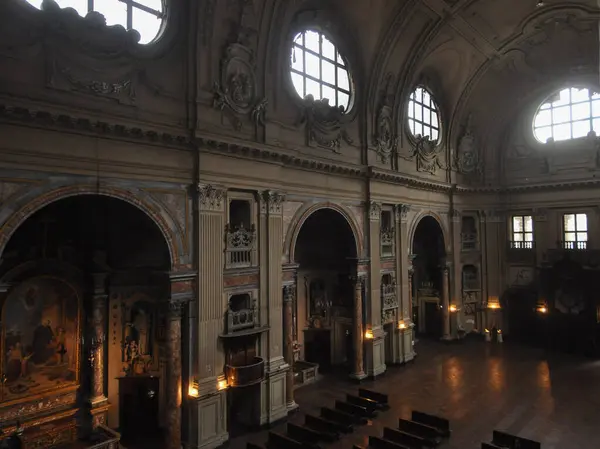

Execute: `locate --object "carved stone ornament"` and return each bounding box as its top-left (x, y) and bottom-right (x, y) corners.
top-left (395, 204), bottom-right (410, 223)
top-left (403, 136), bottom-right (445, 174)
top-left (450, 209), bottom-right (461, 223)
top-left (297, 96), bottom-right (353, 153)
top-left (283, 284), bottom-right (296, 303)
top-left (212, 1), bottom-right (266, 138)
top-left (197, 184), bottom-right (225, 212)
top-left (374, 104), bottom-right (397, 164)
top-left (455, 115), bottom-right (483, 175)
top-left (225, 223), bottom-right (256, 249)
top-left (369, 201), bottom-right (382, 221)
top-left (168, 298), bottom-right (187, 320)
top-left (262, 190), bottom-right (285, 215)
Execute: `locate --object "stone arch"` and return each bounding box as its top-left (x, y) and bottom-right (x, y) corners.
top-left (408, 211), bottom-right (450, 254)
top-left (0, 184), bottom-right (184, 268)
top-left (286, 202), bottom-right (363, 263)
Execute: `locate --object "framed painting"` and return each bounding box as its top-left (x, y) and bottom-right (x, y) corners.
top-left (1, 276), bottom-right (81, 403)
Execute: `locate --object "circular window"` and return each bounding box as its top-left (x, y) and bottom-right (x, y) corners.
top-left (533, 87), bottom-right (600, 144)
top-left (407, 86), bottom-right (440, 142)
top-left (290, 30), bottom-right (352, 112)
top-left (24, 0), bottom-right (165, 45)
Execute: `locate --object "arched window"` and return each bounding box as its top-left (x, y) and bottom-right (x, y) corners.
top-left (290, 30), bottom-right (352, 112)
top-left (533, 87), bottom-right (600, 143)
top-left (407, 86), bottom-right (441, 142)
top-left (24, 0), bottom-right (165, 45)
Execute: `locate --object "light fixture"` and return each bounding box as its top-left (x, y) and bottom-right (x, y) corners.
top-left (398, 321), bottom-right (407, 330)
top-left (449, 304), bottom-right (458, 313)
top-left (364, 329), bottom-right (374, 339)
top-left (217, 379), bottom-right (228, 391)
top-left (536, 0), bottom-right (545, 7)
top-left (537, 305), bottom-right (548, 314)
top-left (188, 385), bottom-right (199, 398)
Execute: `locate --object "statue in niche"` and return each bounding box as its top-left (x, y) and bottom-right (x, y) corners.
top-left (122, 301), bottom-right (154, 375)
top-left (309, 279), bottom-right (331, 325)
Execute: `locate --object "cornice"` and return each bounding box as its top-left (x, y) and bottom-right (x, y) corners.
top-left (2, 102), bottom-right (600, 196)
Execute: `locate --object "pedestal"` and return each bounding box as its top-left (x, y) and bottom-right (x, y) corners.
top-left (364, 327), bottom-right (386, 377)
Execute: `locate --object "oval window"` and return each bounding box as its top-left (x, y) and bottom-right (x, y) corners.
top-left (407, 86), bottom-right (441, 142)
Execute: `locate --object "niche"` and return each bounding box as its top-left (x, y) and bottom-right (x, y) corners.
top-left (380, 210), bottom-right (394, 256)
top-left (229, 200), bottom-right (251, 230)
top-left (462, 265), bottom-right (479, 291)
top-left (226, 293), bottom-right (257, 334)
top-left (461, 216), bottom-right (477, 250)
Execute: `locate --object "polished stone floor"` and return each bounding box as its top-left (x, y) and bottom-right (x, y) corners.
top-left (228, 339), bottom-right (600, 449)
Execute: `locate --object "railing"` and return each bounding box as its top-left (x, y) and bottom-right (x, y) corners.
top-left (226, 304), bottom-right (259, 334)
top-left (461, 232), bottom-right (478, 250)
top-left (510, 241), bottom-right (534, 249)
top-left (225, 356), bottom-right (265, 387)
top-left (381, 283), bottom-right (397, 310)
top-left (380, 228), bottom-right (395, 256)
top-left (560, 240), bottom-right (587, 250)
top-left (225, 224), bottom-right (256, 268)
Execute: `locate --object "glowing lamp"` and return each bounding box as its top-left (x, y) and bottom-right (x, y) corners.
top-left (449, 304), bottom-right (458, 313)
top-left (537, 306), bottom-right (547, 314)
top-left (188, 385), bottom-right (199, 398)
top-left (364, 329), bottom-right (374, 339)
top-left (398, 321), bottom-right (407, 330)
top-left (217, 379), bottom-right (228, 391)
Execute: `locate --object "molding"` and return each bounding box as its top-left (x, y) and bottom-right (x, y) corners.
top-left (3, 103), bottom-right (600, 195)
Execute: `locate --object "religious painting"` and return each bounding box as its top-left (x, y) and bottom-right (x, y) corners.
top-left (1, 276), bottom-right (80, 402)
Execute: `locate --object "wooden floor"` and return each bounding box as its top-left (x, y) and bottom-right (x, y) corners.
top-left (228, 339), bottom-right (600, 449)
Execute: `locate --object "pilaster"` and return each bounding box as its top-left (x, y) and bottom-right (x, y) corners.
top-left (365, 201), bottom-right (386, 377)
top-left (450, 209), bottom-right (462, 323)
top-left (90, 273), bottom-right (108, 407)
top-left (484, 210), bottom-right (504, 330)
top-left (349, 271), bottom-right (367, 381)
top-left (395, 204), bottom-right (415, 361)
top-left (259, 190), bottom-right (288, 425)
top-left (197, 184), bottom-right (226, 395)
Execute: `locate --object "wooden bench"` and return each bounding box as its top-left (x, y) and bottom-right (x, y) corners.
top-left (368, 435), bottom-right (410, 449)
top-left (481, 443), bottom-right (504, 449)
top-left (305, 413), bottom-right (349, 435)
top-left (358, 388), bottom-right (390, 410)
top-left (321, 407), bottom-right (361, 427)
top-left (398, 419), bottom-right (442, 445)
top-left (383, 427), bottom-right (430, 449)
top-left (492, 430), bottom-right (541, 449)
top-left (335, 400), bottom-right (374, 420)
top-left (267, 432), bottom-right (305, 449)
top-left (347, 393), bottom-right (380, 413)
top-left (287, 423), bottom-right (321, 448)
top-left (411, 411), bottom-right (451, 438)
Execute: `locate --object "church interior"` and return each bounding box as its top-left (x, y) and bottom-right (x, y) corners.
top-left (0, 0), bottom-right (599, 448)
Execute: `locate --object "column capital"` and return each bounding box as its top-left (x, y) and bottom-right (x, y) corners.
top-left (395, 204), bottom-right (410, 223)
top-left (368, 201), bottom-right (382, 221)
top-left (260, 190), bottom-right (286, 215)
top-left (196, 184), bottom-right (226, 212)
top-left (450, 209), bottom-right (461, 223)
top-left (91, 272), bottom-right (108, 296)
top-left (168, 298), bottom-right (188, 320)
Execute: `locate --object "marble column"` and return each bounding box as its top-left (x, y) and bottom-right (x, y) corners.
top-left (166, 297), bottom-right (186, 449)
top-left (91, 273), bottom-right (108, 404)
top-left (350, 275), bottom-right (367, 380)
top-left (283, 285), bottom-right (296, 409)
top-left (441, 263), bottom-right (451, 340)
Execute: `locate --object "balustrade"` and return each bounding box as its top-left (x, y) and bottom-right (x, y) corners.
top-left (381, 282), bottom-right (397, 310)
top-left (460, 232), bottom-right (478, 250)
top-left (226, 300), bottom-right (259, 334)
top-left (225, 223), bottom-right (256, 268)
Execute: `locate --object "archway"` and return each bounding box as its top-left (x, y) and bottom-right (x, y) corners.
top-left (293, 208), bottom-right (358, 372)
top-left (0, 195), bottom-right (171, 449)
top-left (411, 216), bottom-right (446, 339)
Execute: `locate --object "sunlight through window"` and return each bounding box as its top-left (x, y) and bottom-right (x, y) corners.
top-left (407, 87), bottom-right (441, 142)
top-left (24, 0), bottom-right (165, 45)
top-left (290, 30), bottom-right (352, 111)
top-left (533, 87), bottom-right (600, 143)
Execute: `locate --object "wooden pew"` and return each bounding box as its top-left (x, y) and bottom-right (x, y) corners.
top-left (492, 430), bottom-right (541, 449)
top-left (266, 431), bottom-right (303, 449)
top-left (368, 435), bottom-right (410, 449)
top-left (247, 444), bottom-right (266, 449)
top-left (347, 393), bottom-right (380, 413)
top-left (335, 399), bottom-right (374, 420)
top-left (398, 419), bottom-right (442, 445)
top-left (411, 411), bottom-right (451, 437)
top-left (383, 427), bottom-right (430, 449)
top-left (321, 406), bottom-right (361, 427)
top-left (481, 443), bottom-right (504, 449)
top-left (305, 413), bottom-right (349, 435)
top-left (287, 423), bottom-right (321, 449)
top-left (358, 388), bottom-right (390, 410)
